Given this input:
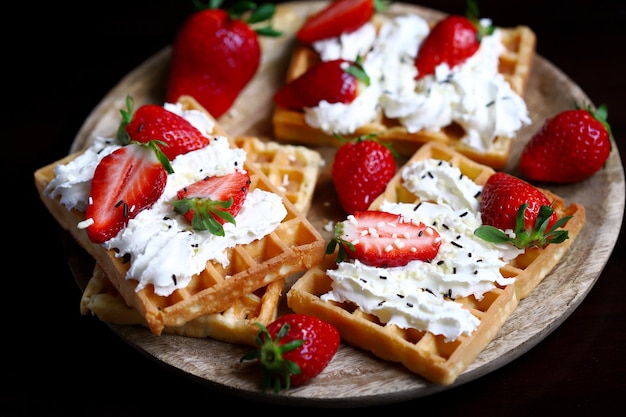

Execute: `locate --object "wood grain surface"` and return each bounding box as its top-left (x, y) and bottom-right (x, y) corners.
top-left (63, 1), bottom-right (624, 407)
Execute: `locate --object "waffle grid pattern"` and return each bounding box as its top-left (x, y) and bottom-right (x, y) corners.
top-left (34, 95), bottom-right (326, 336)
top-left (232, 135), bottom-right (321, 215)
top-left (287, 142), bottom-right (585, 384)
top-left (82, 264), bottom-right (284, 346)
top-left (75, 130), bottom-right (324, 345)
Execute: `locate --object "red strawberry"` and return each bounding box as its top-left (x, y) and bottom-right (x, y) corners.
top-left (296, 0), bottom-right (385, 44)
top-left (474, 172), bottom-right (571, 249)
top-left (327, 210), bottom-right (443, 268)
top-left (519, 105), bottom-right (612, 184)
top-left (273, 58), bottom-right (369, 110)
top-left (331, 135), bottom-right (395, 214)
top-left (84, 142), bottom-right (172, 244)
top-left (414, 3), bottom-right (493, 80)
top-left (172, 170), bottom-right (251, 236)
top-left (240, 314), bottom-right (340, 392)
top-left (166, 1), bottom-right (281, 119)
top-left (118, 97), bottom-right (209, 161)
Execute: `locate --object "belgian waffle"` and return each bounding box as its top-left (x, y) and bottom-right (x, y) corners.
top-left (78, 134), bottom-right (322, 345)
top-left (287, 142), bottom-right (585, 384)
top-left (81, 264), bottom-right (284, 345)
top-left (272, 13), bottom-right (536, 169)
top-left (34, 97), bottom-right (326, 336)
top-left (232, 136), bottom-right (321, 215)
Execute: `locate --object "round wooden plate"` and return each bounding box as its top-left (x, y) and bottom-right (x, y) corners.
top-left (66, 1), bottom-right (625, 407)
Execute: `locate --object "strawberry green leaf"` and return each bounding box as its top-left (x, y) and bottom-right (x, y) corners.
top-left (325, 220), bottom-right (354, 263)
top-left (475, 203), bottom-right (571, 249)
top-left (172, 196), bottom-right (236, 236)
top-left (345, 55), bottom-right (370, 86)
top-left (117, 95), bottom-right (135, 145)
top-left (375, 0), bottom-right (391, 12)
top-left (142, 140), bottom-right (174, 174)
top-left (240, 322), bottom-right (304, 393)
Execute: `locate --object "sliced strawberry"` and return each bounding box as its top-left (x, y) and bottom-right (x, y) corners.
top-left (172, 170), bottom-right (251, 236)
top-left (296, 0), bottom-right (380, 44)
top-left (84, 142), bottom-right (170, 244)
top-left (327, 210), bottom-right (442, 268)
top-left (273, 58), bottom-right (369, 109)
top-left (118, 97), bottom-right (210, 161)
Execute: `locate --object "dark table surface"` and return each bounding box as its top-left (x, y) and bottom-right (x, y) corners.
top-left (7, 0), bottom-right (625, 415)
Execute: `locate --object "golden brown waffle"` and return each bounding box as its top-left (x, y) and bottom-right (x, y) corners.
top-left (272, 20), bottom-right (536, 169)
top-left (78, 134), bottom-right (323, 344)
top-left (34, 98), bottom-right (326, 336)
top-left (232, 136), bottom-right (321, 215)
top-left (81, 264), bottom-right (283, 345)
top-left (287, 142), bottom-right (585, 385)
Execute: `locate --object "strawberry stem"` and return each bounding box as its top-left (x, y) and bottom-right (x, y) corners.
top-left (193, 0), bottom-right (282, 36)
top-left (332, 132), bottom-right (399, 159)
top-left (240, 323), bottom-right (304, 393)
top-left (117, 95), bottom-right (135, 145)
top-left (172, 196), bottom-right (236, 236)
top-left (374, 0), bottom-right (391, 12)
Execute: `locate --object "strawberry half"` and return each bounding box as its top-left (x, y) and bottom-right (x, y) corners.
top-left (273, 58), bottom-right (369, 110)
top-left (172, 170), bottom-right (251, 236)
top-left (296, 0), bottom-right (385, 44)
top-left (474, 172), bottom-right (571, 249)
top-left (327, 210), bottom-right (443, 268)
top-left (118, 96), bottom-right (210, 161)
top-left (84, 141), bottom-right (172, 244)
top-left (241, 314), bottom-right (340, 392)
top-left (414, 2), bottom-right (493, 80)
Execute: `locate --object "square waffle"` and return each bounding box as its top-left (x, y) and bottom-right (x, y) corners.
top-left (287, 142), bottom-right (585, 384)
top-left (81, 262), bottom-right (284, 346)
top-left (272, 15), bottom-right (536, 169)
top-left (34, 97), bottom-right (326, 336)
top-left (79, 135), bottom-right (323, 345)
top-left (232, 136), bottom-right (321, 215)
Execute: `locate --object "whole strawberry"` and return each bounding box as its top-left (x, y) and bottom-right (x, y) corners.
top-left (414, 1), bottom-right (493, 79)
top-left (166, 0), bottom-right (280, 119)
top-left (241, 314), bottom-right (340, 392)
top-left (331, 134), bottom-right (396, 214)
top-left (474, 172), bottom-right (571, 249)
top-left (296, 0), bottom-right (387, 44)
top-left (273, 57), bottom-right (370, 109)
top-left (519, 105), bottom-right (612, 183)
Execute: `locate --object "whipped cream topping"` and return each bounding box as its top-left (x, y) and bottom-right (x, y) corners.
top-left (306, 14), bottom-right (530, 152)
top-left (322, 158), bottom-right (522, 341)
top-left (45, 103), bottom-right (287, 297)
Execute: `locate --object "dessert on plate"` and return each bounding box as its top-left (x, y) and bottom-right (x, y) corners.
top-left (78, 133), bottom-right (323, 345)
top-left (272, 4), bottom-right (536, 169)
top-left (287, 142), bottom-right (586, 384)
top-left (34, 95), bottom-right (326, 339)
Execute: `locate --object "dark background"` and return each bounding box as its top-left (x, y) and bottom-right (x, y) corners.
top-left (6, 0), bottom-right (625, 415)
